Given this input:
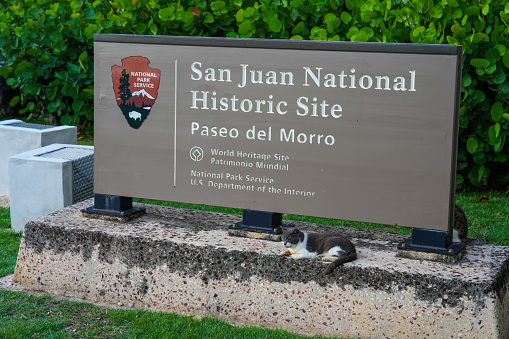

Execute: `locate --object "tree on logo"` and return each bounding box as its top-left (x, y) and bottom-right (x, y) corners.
top-left (118, 69), bottom-right (132, 105)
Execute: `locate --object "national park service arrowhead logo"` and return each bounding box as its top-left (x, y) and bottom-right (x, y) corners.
top-left (111, 56), bottom-right (161, 129)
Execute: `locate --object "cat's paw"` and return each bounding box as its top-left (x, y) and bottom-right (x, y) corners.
top-left (319, 255), bottom-right (338, 262)
top-left (280, 249), bottom-right (291, 256)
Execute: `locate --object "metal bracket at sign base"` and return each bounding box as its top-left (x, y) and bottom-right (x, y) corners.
top-left (228, 210), bottom-right (285, 241)
top-left (397, 228), bottom-right (466, 263)
top-left (82, 194), bottom-right (146, 223)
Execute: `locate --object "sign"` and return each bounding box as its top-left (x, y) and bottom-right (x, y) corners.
top-left (94, 35), bottom-right (462, 231)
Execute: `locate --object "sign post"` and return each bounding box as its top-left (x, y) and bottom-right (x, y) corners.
top-left (88, 34), bottom-right (463, 256)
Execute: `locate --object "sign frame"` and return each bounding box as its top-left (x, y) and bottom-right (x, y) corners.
top-left (91, 34), bottom-right (462, 240)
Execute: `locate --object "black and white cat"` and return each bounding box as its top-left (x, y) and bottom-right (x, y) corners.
top-left (280, 227), bottom-right (357, 275)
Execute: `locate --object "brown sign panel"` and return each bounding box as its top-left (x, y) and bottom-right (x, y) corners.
top-left (94, 35), bottom-right (462, 231)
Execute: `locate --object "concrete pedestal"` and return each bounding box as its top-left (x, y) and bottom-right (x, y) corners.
top-left (0, 119), bottom-right (77, 196)
top-left (13, 201), bottom-right (509, 338)
top-left (9, 144), bottom-right (93, 232)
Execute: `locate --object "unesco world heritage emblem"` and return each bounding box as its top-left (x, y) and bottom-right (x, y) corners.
top-left (111, 56), bottom-right (161, 129)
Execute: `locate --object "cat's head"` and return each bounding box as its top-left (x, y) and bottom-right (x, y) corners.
top-left (281, 227), bottom-right (302, 248)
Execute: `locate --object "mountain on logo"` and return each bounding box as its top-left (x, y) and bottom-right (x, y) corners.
top-left (124, 89), bottom-right (156, 108)
top-left (132, 89), bottom-right (155, 99)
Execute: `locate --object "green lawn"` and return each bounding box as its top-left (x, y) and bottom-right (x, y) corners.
top-left (0, 190), bottom-right (507, 338)
top-left (0, 289), bottom-right (324, 339)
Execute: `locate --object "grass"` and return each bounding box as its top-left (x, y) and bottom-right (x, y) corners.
top-left (0, 208), bottom-right (22, 277)
top-left (455, 189), bottom-right (509, 245)
top-left (0, 290), bottom-right (322, 339)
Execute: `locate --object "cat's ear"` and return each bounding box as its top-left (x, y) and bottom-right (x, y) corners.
top-left (293, 229), bottom-right (299, 234)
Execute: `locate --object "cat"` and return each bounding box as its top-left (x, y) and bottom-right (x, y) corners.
top-left (453, 205), bottom-right (489, 245)
top-left (280, 227), bottom-right (357, 275)
top-left (453, 204), bottom-right (468, 243)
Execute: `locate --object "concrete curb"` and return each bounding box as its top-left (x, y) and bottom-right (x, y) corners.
top-left (0, 195), bottom-right (9, 208)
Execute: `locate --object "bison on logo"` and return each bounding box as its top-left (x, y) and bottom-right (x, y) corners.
top-left (111, 56), bottom-right (161, 129)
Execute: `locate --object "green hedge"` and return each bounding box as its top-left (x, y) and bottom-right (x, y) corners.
top-left (0, 0), bottom-right (508, 188)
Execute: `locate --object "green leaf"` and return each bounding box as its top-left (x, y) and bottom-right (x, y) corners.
top-left (462, 74), bottom-right (472, 87)
top-left (498, 81), bottom-right (509, 94)
top-left (83, 24), bottom-right (97, 39)
top-left (351, 31), bottom-right (369, 42)
top-left (456, 174), bottom-right (464, 189)
top-left (470, 58), bottom-right (490, 69)
top-left (465, 6), bottom-right (480, 17)
top-left (446, 36), bottom-right (460, 45)
top-left (494, 134), bottom-right (506, 152)
top-left (473, 152), bottom-right (485, 165)
top-left (48, 100), bottom-right (60, 113)
top-left (235, 9), bottom-right (244, 22)
top-left (26, 48), bottom-right (40, 56)
top-left (360, 9), bottom-right (373, 22)
top-left (10, 96), bottom-right (20, 107)
top-left (47, 88), bottom-right (57, 101)
top-left (243, 7), bottom-right (260, 21)
top-left (340, 12), bottom-right (352, 24)
top-left (429, 5), bottom-right (443, 18)
top-left (238, 20), bottom-right (254, 37)
top-left (485, 48), bottom-right (501, 62)
top-left (493, 71), bottom-right (506, 85)
top-left (324, 13), bottom-right (341, 33)
top-left (482, 3), bottom-right (489, 16)
top-left (488, 124), bottom-right (498, 144)
top-left (412, 26), bottom-right (425, 38)
top-left (491, 102), bottom-right (504, 122)
top-left (448, 0), bottom-right (459, 7)
top-left (78, 51), bottom-right (88, 62)
top-left (290, 0), bottom-right (303, 8)
top-left (263, 11), bottom-right (282, 33)
top-left (210, 1), bottom-right (227, 15)
top-left (467, 137), bottom-right (478, 154)
top-left (468, 165), bottom-right (489, 186)
top-left (494, 44), bottom-right (507, 57)
top-left (203, 12), bottom-right (214, 23)
top-left (292, 21), bottom-right (305, 35)
top-left (14, 61), bottom-right (32, 75)
top-left (310, 27), bottom-right (327, 41)
top-left (135, 23), bottom-right (146, 34)
top-left (72, 100), bottom-right (84, 112)
top-left (503, 51), bottom-right (509, 68)
top-left (25, 83), bottom-right (39, 95)
top-left (61, 114), bottom-right (73, 125)
top-left (159, 7), bottom-right (174, 21)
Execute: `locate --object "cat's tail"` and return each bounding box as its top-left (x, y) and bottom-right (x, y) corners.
top-left (324, 251), bottom-right (357, 275)
top-left (464, 238), bottom-right (490, 245)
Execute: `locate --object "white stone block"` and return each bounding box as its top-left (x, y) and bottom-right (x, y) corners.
top-left (9, 144), bottom-right (94, 232)
top-left (0, 120), bottom-right (77, 196)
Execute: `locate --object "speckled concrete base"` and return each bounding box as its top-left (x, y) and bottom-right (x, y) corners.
top-left (13, 200), bottom-right (509, 338)
top-left (0, 196), bottom-right (9, 208)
